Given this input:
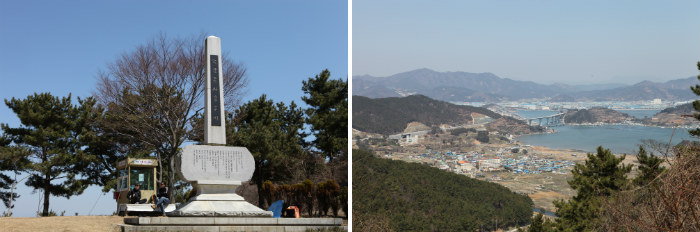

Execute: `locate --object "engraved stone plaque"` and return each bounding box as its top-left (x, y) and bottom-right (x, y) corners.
top-left (179, 145), bottom-right (255, 182)
top-left (209, 55), bottom-right (221, 126)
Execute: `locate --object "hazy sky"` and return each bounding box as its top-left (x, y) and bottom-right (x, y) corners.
top-left (353, 0), bottom-right (700, 84)
top-left (0, 0), bottom-right (346, 217)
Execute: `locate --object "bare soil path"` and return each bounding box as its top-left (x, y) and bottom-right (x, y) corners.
top-left (0, 215), bottom-right (125, 232)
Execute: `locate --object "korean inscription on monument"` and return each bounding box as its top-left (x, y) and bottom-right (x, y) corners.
top-left (210, 55), bottom-right (221, 126)
top-left (192, 148), bottom-right (243, 179)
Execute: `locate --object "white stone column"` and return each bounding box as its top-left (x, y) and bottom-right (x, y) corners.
top-left (170, 36), bottom-right (271, 217)
top-left (204, 36), bottom-right (226, 145)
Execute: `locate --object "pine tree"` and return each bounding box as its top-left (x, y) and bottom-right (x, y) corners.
top-left (528, 210), bottom-right (554, 232)
top-left (634, 146), bottom-right (665, 186)
top-left (0, 135), bottom-right (30, 210)
top-left (554, 146), bottom-right (631, 231)
top-left (1, 93), bottom-right (94, 216)
top-left (228, 94), bottom-right (305, 208)
top-left (690, 61), bottom-right (700, 136)
top-left (302, 69), bottom-right (348, 161)
top-left (528, 211), bottom-right (545, 232)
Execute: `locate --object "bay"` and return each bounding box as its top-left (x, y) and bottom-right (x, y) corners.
top-left (516, 125), bottom-right (696, 154)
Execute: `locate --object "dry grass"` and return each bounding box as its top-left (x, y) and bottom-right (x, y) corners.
top-left (529, 191), bottom-right (565, 200)
top-left (600, 145), bottom-right (700, 231)
top-left (529, 191), bottom-right (567, 212)
top-left (0, 216), bottom-right (125, 232)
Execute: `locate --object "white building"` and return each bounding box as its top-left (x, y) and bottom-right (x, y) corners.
top-left (388, 130), bottom-right (429, 145)
top-left (478, 158), bottom-right (502, 171)
top-left (459, 162), bottom-right (475, 172)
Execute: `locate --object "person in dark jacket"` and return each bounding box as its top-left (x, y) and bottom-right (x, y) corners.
top-left (151, 181), bottom-right (170, 216)
top-left (127, 183), bottom-right (146, 204)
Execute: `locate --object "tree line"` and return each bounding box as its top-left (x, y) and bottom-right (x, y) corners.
top-left (0, 33), bottom-right (347, 217)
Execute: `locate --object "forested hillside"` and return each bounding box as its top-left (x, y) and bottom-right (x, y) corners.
top-left (644, 103), bottom-right (698, 126)
top-left (658, 102), bottom-right (694, 114)
top-left (352, 95), bottom-right (502, 134)
top-left (564, 107), bottom-right (634, 124)
top-left (353, 149), bottom-right (533, 231)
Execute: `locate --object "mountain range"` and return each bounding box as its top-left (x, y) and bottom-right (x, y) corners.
top-left (354, 68), bottom-right (697, 102)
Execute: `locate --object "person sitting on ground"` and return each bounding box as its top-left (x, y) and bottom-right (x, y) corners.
top-left (127, 183), bottom-right (146, 204)
top-left (152, 181), bottom-right (170, 216)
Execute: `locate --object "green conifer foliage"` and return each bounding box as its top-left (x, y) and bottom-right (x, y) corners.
top-left (634, 146), bottom-right (665, 186)
top-left (554, 146), bottom-right (631, 231)
top-left (302, 69), bottom-right (348, 160)
top-left (1, 93), bottom-right (94, 216)
top-left (229, 94), bottom-right (305, 208)
top-left (0, 136), bottom-right (30, 209)
top-left (528, 210), bottom-right (555, 232)
top-left (690, 61), bottom-right (700, 136)
top-left (529, 212), bottom-right (544, 232)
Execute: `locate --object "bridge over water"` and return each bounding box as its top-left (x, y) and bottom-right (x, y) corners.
top-left (524, 112), bottom-right (565, 127)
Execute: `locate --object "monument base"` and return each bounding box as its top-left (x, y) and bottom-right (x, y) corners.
top-left (167, 198), bottom-right (273, 217)
top-left (121, 217), bottom-right (345, 232)
top-left (168, 182), bottom-right (273, 217)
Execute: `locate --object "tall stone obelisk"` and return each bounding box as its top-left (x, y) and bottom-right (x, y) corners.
top-left (169, 36), bottom-right (272, 217)
top-left (205, 36), bottom-right (226, 145)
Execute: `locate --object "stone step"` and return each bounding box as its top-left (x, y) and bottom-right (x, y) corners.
top-left (124, 217), bottom-right (342, 226)
top-left (119, 224), bottom-right (347, 232)
top-left (121, 217), bottom-right (345, 232)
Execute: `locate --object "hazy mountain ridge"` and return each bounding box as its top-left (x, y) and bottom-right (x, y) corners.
top-left (354, 68), bottom-right (697, 102)
top-left (565, 78), bottom-right (697, 101)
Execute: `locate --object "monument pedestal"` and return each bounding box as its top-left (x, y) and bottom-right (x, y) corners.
top-left (121, 217), bottom-right (345, 232)
top-left (168, 180), bottom-right (272, 217)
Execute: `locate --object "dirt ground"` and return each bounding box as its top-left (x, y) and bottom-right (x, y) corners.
top-left (529, 191), bottom-right (567, 212)
top-left (0, 215), bottom-right (349, 231)
top-left (0, 216), bottom-right (125, 232)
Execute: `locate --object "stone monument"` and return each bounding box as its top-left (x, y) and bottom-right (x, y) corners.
top-left (122, 35), bottom-right (343, 231)
top-left (168, 36), bottom-right (272, 217)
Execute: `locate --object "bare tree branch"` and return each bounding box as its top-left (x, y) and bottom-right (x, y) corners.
top-left (93, 33), bottom-right (249, 197)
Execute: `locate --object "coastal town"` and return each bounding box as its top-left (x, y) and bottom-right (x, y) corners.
top-left (351, 99), bottom-right (697, 212)
top-left (353, 123), bottom-right (593, 212)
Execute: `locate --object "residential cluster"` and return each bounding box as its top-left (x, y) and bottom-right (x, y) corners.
top-left (385, 146), bottom-right (577, 178)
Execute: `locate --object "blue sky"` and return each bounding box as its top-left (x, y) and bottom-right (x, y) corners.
top-left (0, 0), bottom-right (347, 217)
top-left (353, 0), bottom-right (700, 84)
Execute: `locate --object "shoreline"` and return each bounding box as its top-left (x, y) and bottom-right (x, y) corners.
top-left (560, 122), bottom-right (698, 129)
top-left (514, 124), bottom-right (697, 154)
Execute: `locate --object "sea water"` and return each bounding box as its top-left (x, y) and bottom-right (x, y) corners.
top-left (516, 125), bottom-right (696, 154)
